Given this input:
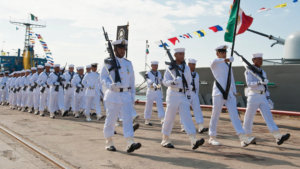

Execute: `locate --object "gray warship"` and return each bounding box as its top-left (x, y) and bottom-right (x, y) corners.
top-left (139, 29), bottom-right (300, 112)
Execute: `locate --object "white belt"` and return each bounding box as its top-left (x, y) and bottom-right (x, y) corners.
top-left (249, 89), bottom-right (265, 94)
top-left (169, 87), bottom-right (185, 93)
top-left (112, 87), bottom-right (131, 92)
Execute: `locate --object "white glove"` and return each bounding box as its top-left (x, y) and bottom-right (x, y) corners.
top-left (109, 83), bottom-right (119, 90)
top-left (54, 82), bottom-right (60, 85)
top-left (173, 76), bottom-right (182, 84)
top-left (260, 79), bottom-right (269, 85)
top-left (229, 57), bottom-right (234, 63)
top-left (77, 84), bottom-right (82, 88)
top-left (152, 83), bottom-right (158, 88)
top-left (267, 99), bottom-right (274, 109)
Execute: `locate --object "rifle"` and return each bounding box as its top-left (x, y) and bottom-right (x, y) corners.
top-left (102, 27), bottom-right (122, 83)
top-left (75, 76), bottom-right (84, 93)
top-left (160, 40), bottom-right (181, 78)
top-left (23, 85), bottom-right (28, 91)
top-left (30, 82), bottom-right (37, 92)
top-left (55, 63), bottom-right (67, 92)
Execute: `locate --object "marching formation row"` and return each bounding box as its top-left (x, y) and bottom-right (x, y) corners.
top-left (0, 40), bottom-right (290, 153)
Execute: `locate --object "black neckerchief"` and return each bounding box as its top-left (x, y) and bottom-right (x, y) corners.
top-left (150, 71), bottom-right (159, 84)
top-left (191, 72), bottom-right (196, 92)
top-left (178, 63), bottom-right (188, 93)
top-left (69, 71), bottom-right (74, 80)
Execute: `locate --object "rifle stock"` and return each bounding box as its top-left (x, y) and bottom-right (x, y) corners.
top-left (160, 40), bottom-right (181, 78)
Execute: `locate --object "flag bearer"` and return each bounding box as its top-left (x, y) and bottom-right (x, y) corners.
top-left (143, 60), bottom-right (165, 126)
top-left (188, 58), bottom-right (208, 133)
top-left (209, 45), bottom-right (255, 147)
top-left (101, 39), bottom-right (141, 153)
top-left (161, 48), bottom-right (205, 150)
top-left (243, 53), bottom-right (290, 145)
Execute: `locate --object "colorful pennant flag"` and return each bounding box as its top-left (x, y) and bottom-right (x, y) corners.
top-left (193, 30), bottom-right (206, 37)
top-left (275, 3), bottom-right (287, 8)
top-left (209, 25), bottom-right (223, 32)
top-left (30, 14), bottom-right (38, 21)
top-left (293, 0), bottom-right (298, 3)
top-left (257, 7), bottom-right (271, 13)
top-left (158, 42), bottom-right (169, 47)
top-left (168, 37), bottom-right (180, 45)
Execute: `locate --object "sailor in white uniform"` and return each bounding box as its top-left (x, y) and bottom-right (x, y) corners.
top-left (38, 63), bottom-right (51, 116)
top-left (243, 53), bottom-right (290, 145)
top-left (187, 58), bottom-right (208, 133)
top-left (47, 64), bottom-right (65, 118)
top-left (32, 65), bottom-right (44, 115)
top-left (71, 66), bottom-right (85, 118)
top-left (143, 60), bottom-right (165, 126)
top-left (10, 72), bottom-right (18, 109)
top-left (82, 63), bottom-right (105, 121)
top-left (0, 73), bottom-right (3, 104)
top-left (1, 71), bottom-right (9, 105)
top-left (18, 70), bottom-right (26, 111)
top-left (209, 45), bottom-right (255, 147)
top-left (161, 48), bottom-right (204, 150)
top-left (27, 68), bottom-right (37, 113)
top-left (101, 39), bottom-right (141, 153)
top-left (63, 64), bottom-right (75, 116)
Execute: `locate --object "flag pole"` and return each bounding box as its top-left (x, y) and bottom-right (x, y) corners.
top-left (225, 0), bottom-right (241, 99)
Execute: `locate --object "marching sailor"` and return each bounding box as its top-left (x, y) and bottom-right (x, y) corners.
top-left (71, 66), bottom-right (85, 118)
top-left (243, 53), bottom-right (290, 145)
top-left (143, 60), bottom-right (165, 126)
top-left (27, 68), bottom-right (37, 113)
top-left (0, 73), bottom-right (3, 104)
top-left (188, 58), bottom-right (208, 133)
top-left (47, 64), bottom-right (65, 118)
top-left (32, 65), bottom-right (44, 115)
top-left (37, 63), bottom-right (51, 116)
top-left (17, 70), bottom-right (25, 111)
top-left (1, 71), bottom-right (10, 105)
top-left (161, 48), bottom-right (204, 150)
top-left (63, 64), bottom-right (76, 116)
top-left (209, 45), bottom-right (255, 147)
top-left (82, 63), bottom-right (105, 121)
top-left (101, 39), bottom-right (141, 153)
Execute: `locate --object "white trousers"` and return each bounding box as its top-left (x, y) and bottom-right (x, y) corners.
top-left (144, 90), bottom-right (165, 120)
top-left (21, 89), bottom-right (29, 107)
top-left (243, 94), bottom-right (279, 134)
top-left (27, 90), bottom-right (34, 108)
top-left (49, 87), bottom-right (64, 113)
top-left (1, 87), bottom-right (8, 102)
top-left (64, 88), bottom-right (74, 111)
top-left (209, 95), bottom-right (245, 137)
top-left (162, 90), bottom-right (196, 136)
top-left (73, 91), bottom-right (84, 112)
top-left (84, 94), bottom-right (101, 116)
top-left (39, 88), bottom-right (49, 111)
top-left (103, 102), bottom-right (134, 138)
top-left (190, 92), bottom-right (204, 124)
top-left (33, 89), bottom-right (40, 110)
top-left (17, 91), bottom-right (22, 107)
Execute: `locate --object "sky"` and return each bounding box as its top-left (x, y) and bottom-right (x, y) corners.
top-left (0, 0), bottom-right (299, 83)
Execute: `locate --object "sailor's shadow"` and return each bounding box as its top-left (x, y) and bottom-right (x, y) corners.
top-left (118, 152), bottom-right (229, 169)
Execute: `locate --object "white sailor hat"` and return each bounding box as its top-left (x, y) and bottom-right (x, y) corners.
top-left (26, 69), bottom-right (31, 73)
top-left (76, 66), bottom-right (84, 70)
top-left (252, 53), bottom-right (263, 58)
top-left (31, 67), bottom-right (37, 71)
top-left (5, 71), bottom-right (9, 74)
top-left (45, 63), bottom-right (51, 67)
top-left (0, 72), bottom-right (3, 75)
top-left (37, 65), bottom-right (44, 69)
top-left (69, 64), bottom-right (75, 68)
top-left (60, 67), bottom-right (65, 70)
top-left (188, 58), bottom-right (197, 64)
top-left (54, 64), bottom-right (60, 68)
top-left (91, 63), bottom-right (98, 67)
top-left (86, 64), bottom-right (91, 69)
top-left (50, 69), bottom-right (54, 72)
top-left (151, 60), bottom-right (159, 65)
top-left (174, 48), bottom-right (185, 54)
top-left (112, 39), bottom-right (128, 46)
top-left (215, 45), bottom-right (228, 51)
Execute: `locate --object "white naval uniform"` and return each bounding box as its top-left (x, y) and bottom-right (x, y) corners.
top-left (162, 64), bottom-right (197, 136)
top-left (101, 57), bottom-right (135, 139)
top-left (31, 72), bottom-right (40, 111)
top-left (243, 67), bottom-right (279, 134)
top-left (82, 71), bottom-right (102, 116)
top-left (37, 71), bottom-right (51, 112)
top-left (0, 76), bottom-right (9, 103)
top-left (190, 71), bottom-right (204, 124)
top-left (47, 72), bottom-right (65, 114)
top-left (63, 71), bottom-right (75, 111)
top-left (209, 58), bottom-right (244, 137)
top-left (26, 74), bottom-right (34, 108)
top-left (0, 77), bottom-right (2, 103)
top-left (16, 76), bottom-right (24, 107)
top-left (143, 71), bottom-right (165, 120)
top-left (10, 77), bottom-right (17, 107)
top-left (71, 74), bottom-right (85, 112)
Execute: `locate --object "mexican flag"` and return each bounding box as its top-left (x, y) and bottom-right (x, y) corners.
top-left (224, 0), bottom-right (253, 42)
top-left (30, 14), bottom-right (38, 21)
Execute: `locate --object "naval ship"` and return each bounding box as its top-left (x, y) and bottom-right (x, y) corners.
top-left (139, 30), bottom-right (300, 112)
